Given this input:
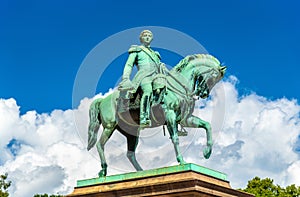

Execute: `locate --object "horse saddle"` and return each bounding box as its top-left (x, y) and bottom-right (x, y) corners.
top-left (117, 86), bottom-right (165, 113)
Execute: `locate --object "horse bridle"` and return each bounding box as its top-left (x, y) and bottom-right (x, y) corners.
top-left (192, 65), bottom-right (220, 99)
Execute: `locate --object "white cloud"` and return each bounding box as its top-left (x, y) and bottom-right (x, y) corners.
top-left (6, 152), bottom-right (65, 197)
top-left (188, 76), bottom-right (300, 188)
top-left (0, 97), bottom-right (100, 197)
top-left (0, 76), bottom-right (299, 196)
top-left (286, 161), bottom-right (300, 185)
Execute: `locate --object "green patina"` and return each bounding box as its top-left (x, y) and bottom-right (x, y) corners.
top-left (86, 29), bottom-right (226, 178)
top-left (77, 163), bottom-right (227, 187)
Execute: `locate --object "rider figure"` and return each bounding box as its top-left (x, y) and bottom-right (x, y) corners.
top-left (118, 30), bottom-right (165, 126)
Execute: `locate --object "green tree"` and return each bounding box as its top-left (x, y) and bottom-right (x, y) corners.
top-left (284, 184), bottom-right (300, 197)
top-left (241, 176), bottom-right (300, 197)
top-left (0, 173), bottom-right (11, 197)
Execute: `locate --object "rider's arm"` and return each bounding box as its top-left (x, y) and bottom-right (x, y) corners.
top-left (122, 52), bottom-right (137, 80)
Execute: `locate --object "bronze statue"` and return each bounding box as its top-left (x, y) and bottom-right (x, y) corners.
top-left (87, 43), bottom-right (226, 177)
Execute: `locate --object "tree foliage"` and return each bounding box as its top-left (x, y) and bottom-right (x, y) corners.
top-left (0, 173), bottom-right (11, 197)
top-left (241, 176), bottom-right (300, 197)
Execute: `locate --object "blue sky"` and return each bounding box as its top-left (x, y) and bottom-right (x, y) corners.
top-left (1, 0), bottom-right (299, 113)
top-left (1, 1), bottom-right (300, 196)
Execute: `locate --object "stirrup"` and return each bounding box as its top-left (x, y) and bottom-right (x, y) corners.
top-left (140, 117), bottom-right (151, 126)
top-left (140, 113), bottom-right (151, 127)
top-left (178, 124), bottom-right (188, 136)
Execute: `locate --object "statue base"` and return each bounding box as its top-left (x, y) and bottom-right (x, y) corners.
top-left (67, 163), bottom-right (253, 197)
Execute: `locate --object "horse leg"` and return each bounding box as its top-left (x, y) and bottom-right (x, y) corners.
top-left (87, 99), bottom-right (101, 151)
top-left (165, 110), bottom-right (185, 164)
top-left (182, 115), bottom-right (212, 159)
top-left (96, 127), bottom-right (115, 177)
top-left (126, 134), bottom-right (143, 171)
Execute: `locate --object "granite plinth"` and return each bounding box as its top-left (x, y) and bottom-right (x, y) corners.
top-left (68, 163), bottom-right (253, 197)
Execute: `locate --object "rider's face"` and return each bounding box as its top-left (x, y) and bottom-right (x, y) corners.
top-left (141, 32), bottom-right (153, 46)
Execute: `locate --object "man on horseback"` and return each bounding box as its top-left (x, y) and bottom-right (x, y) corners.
top-left (118, 30), bottom-right (166, 126)
top-left (88, 51), bottom-right (225, 176)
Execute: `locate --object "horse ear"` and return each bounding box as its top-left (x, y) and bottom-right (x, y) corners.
top-left (221, 66), bottom-right (227, 71)
top-left (219, 66), bottom-right (227, 77)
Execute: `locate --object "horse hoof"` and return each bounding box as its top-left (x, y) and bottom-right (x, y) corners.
top-left (203, 146), bottom-right (212, 159)
top-left (98, 170), bottom-right (107, 177)
top-left (177, 156), bottom-right (186, 165)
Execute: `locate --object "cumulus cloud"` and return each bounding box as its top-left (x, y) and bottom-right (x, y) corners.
top-left (188, 76), bottom-right (300, 188)
top-left (0, 97), bottom-right (100, 196)
top-left (0, 76), bottom-right (299, 196)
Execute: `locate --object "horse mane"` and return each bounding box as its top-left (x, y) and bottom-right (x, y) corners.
top-left (173, 54), bottom-right (220, 72)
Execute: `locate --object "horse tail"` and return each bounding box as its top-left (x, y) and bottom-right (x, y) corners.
top-left (87, 98), bottom-right (102, 151)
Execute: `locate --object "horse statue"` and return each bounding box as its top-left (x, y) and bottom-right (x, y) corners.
top-left (87, 54), bottom-right (226, 177)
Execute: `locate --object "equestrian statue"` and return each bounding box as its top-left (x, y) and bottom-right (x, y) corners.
top-left (87, 30), bottom-right (226, 177)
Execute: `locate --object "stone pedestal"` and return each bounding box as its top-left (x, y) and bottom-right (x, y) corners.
top-left (68, 163), bottom-right (253, 197)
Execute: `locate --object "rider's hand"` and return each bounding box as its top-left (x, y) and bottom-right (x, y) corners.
top-left (118, 78), bottom-right (134, 91)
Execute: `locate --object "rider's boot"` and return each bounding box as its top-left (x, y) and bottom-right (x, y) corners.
top-left (140, 95), bottom-right (151, 126)
top-left (153, 89), bottom-right (160, 102)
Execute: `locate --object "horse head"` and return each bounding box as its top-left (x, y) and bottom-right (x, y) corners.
top-left (173, 54), bottom-right (226, 99)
